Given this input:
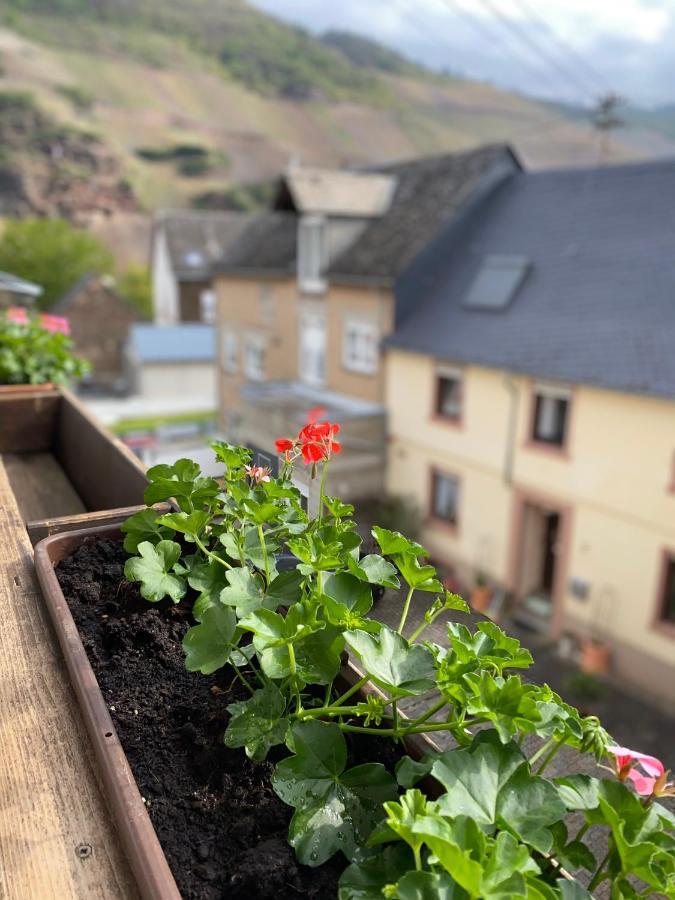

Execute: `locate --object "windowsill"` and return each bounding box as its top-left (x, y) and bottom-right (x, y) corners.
top-left (427, 515), bottom-right (460, 537)
top-left (523, 438), bottom-right (569, 459)
top-left (430, 413), bottom-right (463, 429)
top-left (298, 280), bottom-right (327, 296)
top-left (342, 363), bottom-right (377, 377)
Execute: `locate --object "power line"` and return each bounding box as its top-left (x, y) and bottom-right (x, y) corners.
top-left (470, 0), bottom-right (599, 103)
top-left (507, 0), bottom-right (612, 94)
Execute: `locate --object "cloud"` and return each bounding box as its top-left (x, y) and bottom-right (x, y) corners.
top-left (249, 0), bottom-right (675, 106)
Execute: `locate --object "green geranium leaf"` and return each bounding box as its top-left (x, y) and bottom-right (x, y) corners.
top-left (143, 458), bottom-right (220, 509)
top-left (210, 440), bottom-right (251, 469)
top-left (157, 510), bottom-right (211, 538)
top-left (394, 553), bottom-right (443, 592)
top-left (395, 755), bottom-right (435, 789)
top-left (556, 881), bottom-right (594, 899)
top-left (347, 553), bottom-right (400, 589)
top-left (345, 626), bottom-right (435, 699)
top-left (556, 840), bottom-right (596, 874)
top-left (243, 499), bottom-right (284, 525)
top-left (394, 871), bottom-right (460, 900)
top-left (384, 789), bottom-right (432, 862)
top-left (372, 526), bottom-right (426, 558)
top-left (295, 624), bottom-right (345, 685)
top-left (324, 573), bottom-right (373, 616)
top-left (241, 602), bottom-right (324, 650)
top-left (186, 557), bottom-right (229, 619)
top-left (411, 813), bottom-right (484, 895)
top-left (124, 540), bottom-right (186, 603)
top-left (224, 683), bottom-right (288, 761)
top-left (219, 567), bottom-right (268, 617)
top-left (221, 524), bottom-right (280, 572)
top-left (324, 496), bottom-right (355, 519)
top-left (265, 569), bottom-right (305, 607)
top-left (272, 721), bottom-right (397, 866)
top-left (182, 603), bottom-right (236, 674)
top-left (464, 672), bottom-right (542, 741)
top-left (554, 775), bottom-right (600, 811)
top-left (338, 844), bottom-right (414, 900)
top-left (432, 736), bottom-right (566, 854)
top-left (120, 507), bottom-right (171, 553)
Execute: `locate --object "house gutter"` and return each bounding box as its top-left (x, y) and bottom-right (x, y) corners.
top-left (502, 373), bottom-right (520, 484)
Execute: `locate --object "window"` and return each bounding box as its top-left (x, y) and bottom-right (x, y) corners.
top-left (297, 216), bottom-right (326, 293)
top-left (199, 289), bottom-right (216, 324)
top-left (221, 330), bottom-right (238, 374)
top-left (343, 319), bottom-right (378, 375)
top-left (531, 386), bottom-right (570, 447)
top-left (435, 368), bottom-right (462, 420)
top-left (463, 255), bottom-right (531, 311)
top-left (299, 313), bottom-right (326, 386)
top-left (243, 334), bottom-right (265, 381)
top-left (659, 556), bottom-right (675, 626)
top-left (431, 471), bottom-right (459, 527)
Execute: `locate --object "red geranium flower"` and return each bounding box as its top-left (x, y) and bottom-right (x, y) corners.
top-left (275, 409), bottom-right (341, 465)
top-left (6, 306), bottom-right (29, 325)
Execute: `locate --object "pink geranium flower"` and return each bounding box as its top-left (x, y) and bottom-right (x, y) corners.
top-left (244, 464), bottom-right (271, 484)
top-left (40, 313), bottom-right (70, 335)
top-left (6, 306), bottom-right (29, 325)
top-left (607, 745), bottom-right (674, 797)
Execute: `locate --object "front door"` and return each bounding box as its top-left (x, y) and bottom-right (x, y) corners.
top-left (516, 501), bottom-right (561, 624)
top-left (299, 312), bottom-right (326, 387)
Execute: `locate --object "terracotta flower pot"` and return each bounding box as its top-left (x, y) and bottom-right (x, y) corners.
top-left (580, 639), bottom-right (610, 675)
top-left (470, 584), bottom-right (492, 613)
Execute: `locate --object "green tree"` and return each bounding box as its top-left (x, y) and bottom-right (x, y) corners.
top-left (0, 217), bottom-right (114, 308)
top-left (118, 263), bottom-right (153, 319)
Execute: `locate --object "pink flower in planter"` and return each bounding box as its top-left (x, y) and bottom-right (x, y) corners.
top-left (6, 306), bottom-right (29, 325)
top-left (40, 313), bottom-right (70, 335)
top-left (607, 745), bottom-right (674, 797)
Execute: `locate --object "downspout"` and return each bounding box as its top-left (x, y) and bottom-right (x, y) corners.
top-left (502, 373), bottom-right (520, 484)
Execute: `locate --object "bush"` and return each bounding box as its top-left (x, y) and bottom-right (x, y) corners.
top-left (0, 218), bottom-right (114, 308)
top-left (117, 264), bottom-right (152, 319)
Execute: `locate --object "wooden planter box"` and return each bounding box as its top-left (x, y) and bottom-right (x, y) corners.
top-left (0, 386), bottom-right (149, 544)
top-left (34, 524), bottom-right (438, 900)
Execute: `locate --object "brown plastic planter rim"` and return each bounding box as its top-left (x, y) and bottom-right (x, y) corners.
top-left (34, 523), bottom-right (439, 900)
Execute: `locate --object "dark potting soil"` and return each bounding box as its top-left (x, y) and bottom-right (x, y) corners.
top-left (56, 538), bottom-right (401, 900)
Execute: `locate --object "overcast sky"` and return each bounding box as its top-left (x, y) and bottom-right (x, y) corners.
top-left (250, 0), bottom-right (675, 108)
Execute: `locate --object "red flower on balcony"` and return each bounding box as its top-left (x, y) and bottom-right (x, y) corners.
top-left (244, 464), bottom-right (271, 484)
top-left (39, 313), bottom-right (70, 335)
top-left (275, 409), bottom-right (341, 465)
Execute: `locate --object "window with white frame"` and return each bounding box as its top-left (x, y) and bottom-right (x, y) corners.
top-left (431, 471), bottom-right (459, 526)
top-left (532, 384), bottom-right (570, 447)
top-left (435, 366), bottom-right (462, 420)
top-left (243, 334), bottom-right (265, 382)
top-left (297, 215), bottom-right (326, 294)
top-left (299, 312), bottom-right (326, 386)
top-left (221, 330), bottom-right (238, 374)
top-left (343, 318), bottom-right (378, 375)
top-left (199, 289), bottom-right (216, 324)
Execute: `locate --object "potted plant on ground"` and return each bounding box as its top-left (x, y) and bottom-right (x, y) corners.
top-left (470, 570), bottom-right (493, 613)
top-left (0, 306), bottom-right (89, 390)
top-left (36, 413), bottom-right (675, 898)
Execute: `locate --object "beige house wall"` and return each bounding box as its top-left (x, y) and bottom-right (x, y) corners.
top-left (214, 275), bottom-right (393, 427)
top-left (385, 348), bottom-right (675, 706)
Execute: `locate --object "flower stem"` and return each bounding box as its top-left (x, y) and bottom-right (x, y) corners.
top-left (408, 610), bottom-right (441, 643)
top-left (529, 736), bottom-right (556, 767)
top-left (401, 697), bottom-right (448, 734)
top-left (230, 661), bottom-right (255, 694)
top-left (331, 675), bottom-right (369, 708)
top-left (587, 849), bottom-right (611, 891)
top-left (318, 461), bottom-right (329, 524)
top-left (398, 585), bottom-right (415, 634)
top-left (287, 643), bottom-right (302, 713)
top-left (194, 534), bottom-right (232, 569)
top-left (534, 737), bottom-right (565, 775)
top-left (257, 523), bottom-right (270, 585)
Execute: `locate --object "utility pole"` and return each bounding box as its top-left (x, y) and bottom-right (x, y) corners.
top-left (593, 93), bottom-right (624, 165)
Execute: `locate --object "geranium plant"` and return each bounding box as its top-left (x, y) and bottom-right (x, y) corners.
top-left (123, 413), bottom-right (675, 898)
top-left (0, 306), bottom-right (89, 385)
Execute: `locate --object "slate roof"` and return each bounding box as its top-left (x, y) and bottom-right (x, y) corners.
top-left (158, 211), bottom-right (254, 280)
top-left (389, 159), bottom-right (675, 400)
top-left (216, 145), bottom-right (518, 282)
top-left (129, 324), bottom-right (214, 364)
top-left (52, 273), bottom-right (134, 314)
